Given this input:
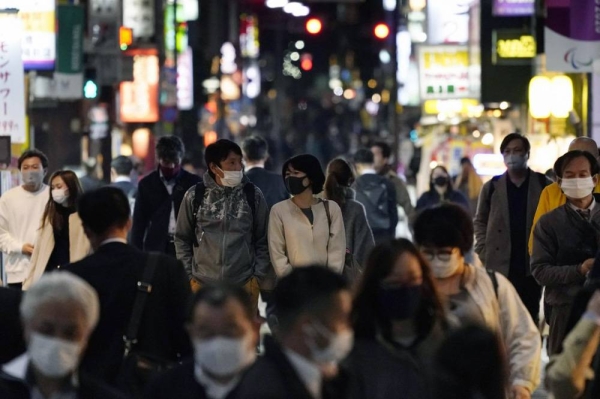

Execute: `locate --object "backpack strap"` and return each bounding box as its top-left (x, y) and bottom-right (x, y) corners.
top-left (486, 175), bottom-right (502, 204)
top-left (243, 182), bottom-right (256, 246)
top-left (486, 269), bottom-right (499, 298)
top-left (192, 182), bottom-right (206, 247)
top-left (123, 253), bottom-right (160, 356)
top-left (322, 200), bottom-right (332, 268)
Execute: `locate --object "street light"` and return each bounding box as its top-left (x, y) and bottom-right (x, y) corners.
top-left (374, 23), bottom-right (390, 40)
top-left (306, 18), bottom-right (322, 35)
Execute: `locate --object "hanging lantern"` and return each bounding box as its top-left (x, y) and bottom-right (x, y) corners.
top-left (550, 76), bottom-right (573, 119)
top-left (528, 76), bottom-right (551, 119)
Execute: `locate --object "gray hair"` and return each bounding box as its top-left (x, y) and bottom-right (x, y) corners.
top-left (20, 272), bottom-right (100, 332)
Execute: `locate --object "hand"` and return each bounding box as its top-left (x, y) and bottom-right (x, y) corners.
top-left (511, 385), bottom-right (531, 399)
top-left (581, 258), bottom-right (595, 275)
top-left (21, 243), bottom-right (34, 256)
top-left (586, 291), bottom-right (600, 319)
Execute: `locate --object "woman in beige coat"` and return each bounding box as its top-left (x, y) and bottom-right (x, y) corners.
top-left (23, 170), bottom-right (91, 289)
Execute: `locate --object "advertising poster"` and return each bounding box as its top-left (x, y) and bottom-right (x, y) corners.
top-left (417, 45), bottom-right (475, 100)
top-left (0, 12), bottom-right (26, 143)
top-left (545, 0), bottom-right (600, 72)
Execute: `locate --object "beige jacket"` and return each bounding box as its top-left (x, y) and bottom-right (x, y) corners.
top-left (23, 213), bottom-right (91, 290)
top-left (269, 199), bottom-right (346, 276)
top-left (462, 265), bottom-right (541, 392)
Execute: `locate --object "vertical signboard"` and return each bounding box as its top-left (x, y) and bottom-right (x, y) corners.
top-left (177, 47), bottom-right (194, 110)
top-left (120, 49), bottom-right (160, 122)
top-left (19, 0), bottom-right (56, 70)
top-left (417, 45), bottom-right (475, 100)
top-left (546, 0), bottom-right (600, 72)
top-left (0, 12), bottom-right (26, 143)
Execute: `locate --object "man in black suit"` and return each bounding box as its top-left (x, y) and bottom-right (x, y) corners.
top-left (131, 136), bottom-right (201, 256)
top-left (0, 287), bottom-right (25, 364)
top-left (110, 156), bottom-right (137, 198)
top-left (237, 266), bottom-right (356, 399)
top-left (242, 135), bottom-right (288, 209)
top-left (62, 187), bottom-right (192, 387)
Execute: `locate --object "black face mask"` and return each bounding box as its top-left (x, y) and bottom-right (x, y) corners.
top-left (433, 176), bottom-right (449, 187)
top-left (285, 176), bottom-right (309, 195)
top-left (378, 285), bottom-right (422, 321)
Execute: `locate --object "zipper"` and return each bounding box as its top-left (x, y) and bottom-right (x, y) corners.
top-left (220, 193), bottom-right (229, 281)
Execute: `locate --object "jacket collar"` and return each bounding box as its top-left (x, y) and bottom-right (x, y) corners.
top-left (343, 187), bottom-right (356, 200)
top-left (2, 354), bottom-right (79, 388)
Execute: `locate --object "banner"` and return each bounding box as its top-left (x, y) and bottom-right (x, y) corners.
top-left (545, 0), bottom-right (600, 72)
top-left (417, 45), bottom-right (475, 101)
top-left (57, 5), bottom-right (84, 74)
top-left (19, 0), bottom-right (56, 70)
top-left (0, 12), bottom-right (26, 143)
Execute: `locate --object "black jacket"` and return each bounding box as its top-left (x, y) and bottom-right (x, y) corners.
top-left (237, 336), bottom-right (356, 399)
top-left (245, 167), bottom-right (289, 209)
top-left (0, 288), bottom-right (24, 364)
top-left (145, 359), bottom-right (242, 399)
top-left (62, 243), bottom-right (192, 385)
top-left (131, 169), bottom-right (201, 251)
top-left (353, 174), bottom-right (398, 236)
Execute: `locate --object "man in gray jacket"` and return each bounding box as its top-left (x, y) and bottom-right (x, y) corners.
top-left (474, 133), bottom-right (549, 325)
top-left (175, 139), bottom-right (270, 315)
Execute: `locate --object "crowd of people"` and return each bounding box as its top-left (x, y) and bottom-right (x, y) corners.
top-left (1, 133), bottom-right (600, 398)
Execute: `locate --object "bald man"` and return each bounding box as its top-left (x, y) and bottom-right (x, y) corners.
top-left (528, 137), bottom-right (600, 254)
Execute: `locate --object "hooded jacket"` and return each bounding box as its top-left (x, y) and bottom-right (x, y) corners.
top-left (175, 173), bottom-right (270, 285)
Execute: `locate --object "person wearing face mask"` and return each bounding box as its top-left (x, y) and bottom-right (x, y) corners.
top-left (474, 133), bottom-right (549, 325)
top-left (528, 137), bottom-right (600, 255)
top-left (22, 171), bottom-right (91, 290)
top-left (132, 136), bottom-right (201, 256)
top-left (269, 154), bottom-right (346, 277)
top-left (146, 284), bottom-right (259, 399)
top-left (414, 204), bottom-right (541, 399)
top-left (414, 165), bottom-right (469, 219)
top-left (176, 139), bottom-right (271, 317)
top-left (349, 239), bottom-right (448, 399)
top-left (237, 266), bottom-right (357, 399)
top-left (531, 150), bottom-right (600, 356)
top-left (0, 272), bottom-right (126, 399)
top-left (0, 150), bottom-right (50, 289)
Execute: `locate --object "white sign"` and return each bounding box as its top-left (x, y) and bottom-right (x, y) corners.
top-left (417, 45), bottom-right (472, 101)
top-left (0, 13), bottom-right (26, 143)
top-left (177, 47), bottom-right (194, 110)
top-left (426, 0), bottom-right (471, 44)
top-left (123, 0), bottom-right (155, 39)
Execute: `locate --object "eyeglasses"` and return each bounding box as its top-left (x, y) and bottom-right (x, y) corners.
top-left (420, 248), bottom-right (457, 262)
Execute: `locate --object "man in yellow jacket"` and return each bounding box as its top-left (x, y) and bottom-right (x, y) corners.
top-left (528, 137), bottom-right (600, 254)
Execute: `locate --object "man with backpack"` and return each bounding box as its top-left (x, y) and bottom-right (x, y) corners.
top-left (474, 133), bottom-right (549, 325)
top-left (174, 139), bottom-right (270, 316)
top-left (353, 148), bottom-right (398, 245)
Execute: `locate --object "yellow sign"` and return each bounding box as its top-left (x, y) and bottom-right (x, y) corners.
top-left (496, 35), bottom-right (536, 59)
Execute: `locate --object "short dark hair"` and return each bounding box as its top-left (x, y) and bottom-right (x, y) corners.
top-left (241, 135), bottom-right (269, 162)
top-left (372, 142), bottom-right (392, 159)
top-left (282, 154), bottom-right (326, 194)
top-left (555, 150), bottom-right (600, 178)
top-left (460, 157), bottom-right (472, 166)
top-left (500, 133), bottom-right (530, 154)
top-left (78, 187), bottom-right (130, 235)
top-left (111, 156), bottom-right (133, 176)
top-left (156, 136), bottom-right (185, 162)
top-left (354, 148), bottom-right (375, 165)
top-left (205, 139), bottom-right (243, 178)
top-left (413, 204), bottom-right (474, 255)
top-left (18, 149), bottom-right (48, 170)
top-left (273, 266), bottom-right (348, 334)
top-left (187, 284), bottom-right (254, 322)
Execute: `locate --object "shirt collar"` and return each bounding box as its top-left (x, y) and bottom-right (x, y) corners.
top-left (360, 168), bottom-right (377, 176)
top-left (245, 163), bottom-right (264, 171)
top-left (569, 198), bottom-right (597, 212)
top-left (3, 354), bottom-right (79, 389)
top-left (194, 365), bottom-right (241, 399)
top-left (283, 349), bottom-right (322, 399)
top-left (114, 176), bottom-right (131, 183)
top-left (100, 238), bottom-right (128, 246)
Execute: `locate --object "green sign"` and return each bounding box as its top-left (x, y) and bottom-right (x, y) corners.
top-left (56, 5), bottom-right (84, 74)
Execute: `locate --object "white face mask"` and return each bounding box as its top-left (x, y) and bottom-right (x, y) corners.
top-left (430, 252), bottom-right (462, 279)
top-left (561, 177), bottom-right (595, 200)
top-left (52, 189), bottom-right (69, 206)
top-left (217, 167), bottom-right (243, 188)
top-left (303, 321), bottom-right (354, 365)
top-left (27, 332), bottom-right (82, 378)
top-left (504, 154), bottom-right (528, 170)
top-left (22, 170), bottom-right (44, 187)
top-left (193, 335), bottom-right (256, 377)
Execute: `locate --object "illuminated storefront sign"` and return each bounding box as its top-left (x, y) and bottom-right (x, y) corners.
top-left (1, 0), bottom-right (57, 70)
top-left (123, 0), bottom-right (155, 39)
top-left (493, 0), bottom-right (534, 17)
top-left (0, 11), bottom-right (26, 143)
top-left (120, 50), bottom-right (159, 123)
top-left (427, 0), bottom-right (470, 44)
top-left (493, 30), bottom-right (536, 65)
top-left (417, 45), bottom-right (474, 100)
top-left (177, 47), bottom-right (194, 110)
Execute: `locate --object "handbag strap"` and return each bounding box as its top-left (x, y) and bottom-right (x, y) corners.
top-left (123, 253), bottom-right (160, 356)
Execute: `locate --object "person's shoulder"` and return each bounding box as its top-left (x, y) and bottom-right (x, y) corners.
top-left (0, 186), bottom-right (27, 201)
top-left (79, 373), bottom-right (129, 399)
top-left (324, 198), bottom-right (342, 213)
top-left (138, 171), bottom-right (160, 186)
top-left (541, 181), bottom-right (560, 195)
top-left (270, 199), bottom-right (290, 212)
top-left (180, 170), bottom-right (202, 183)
